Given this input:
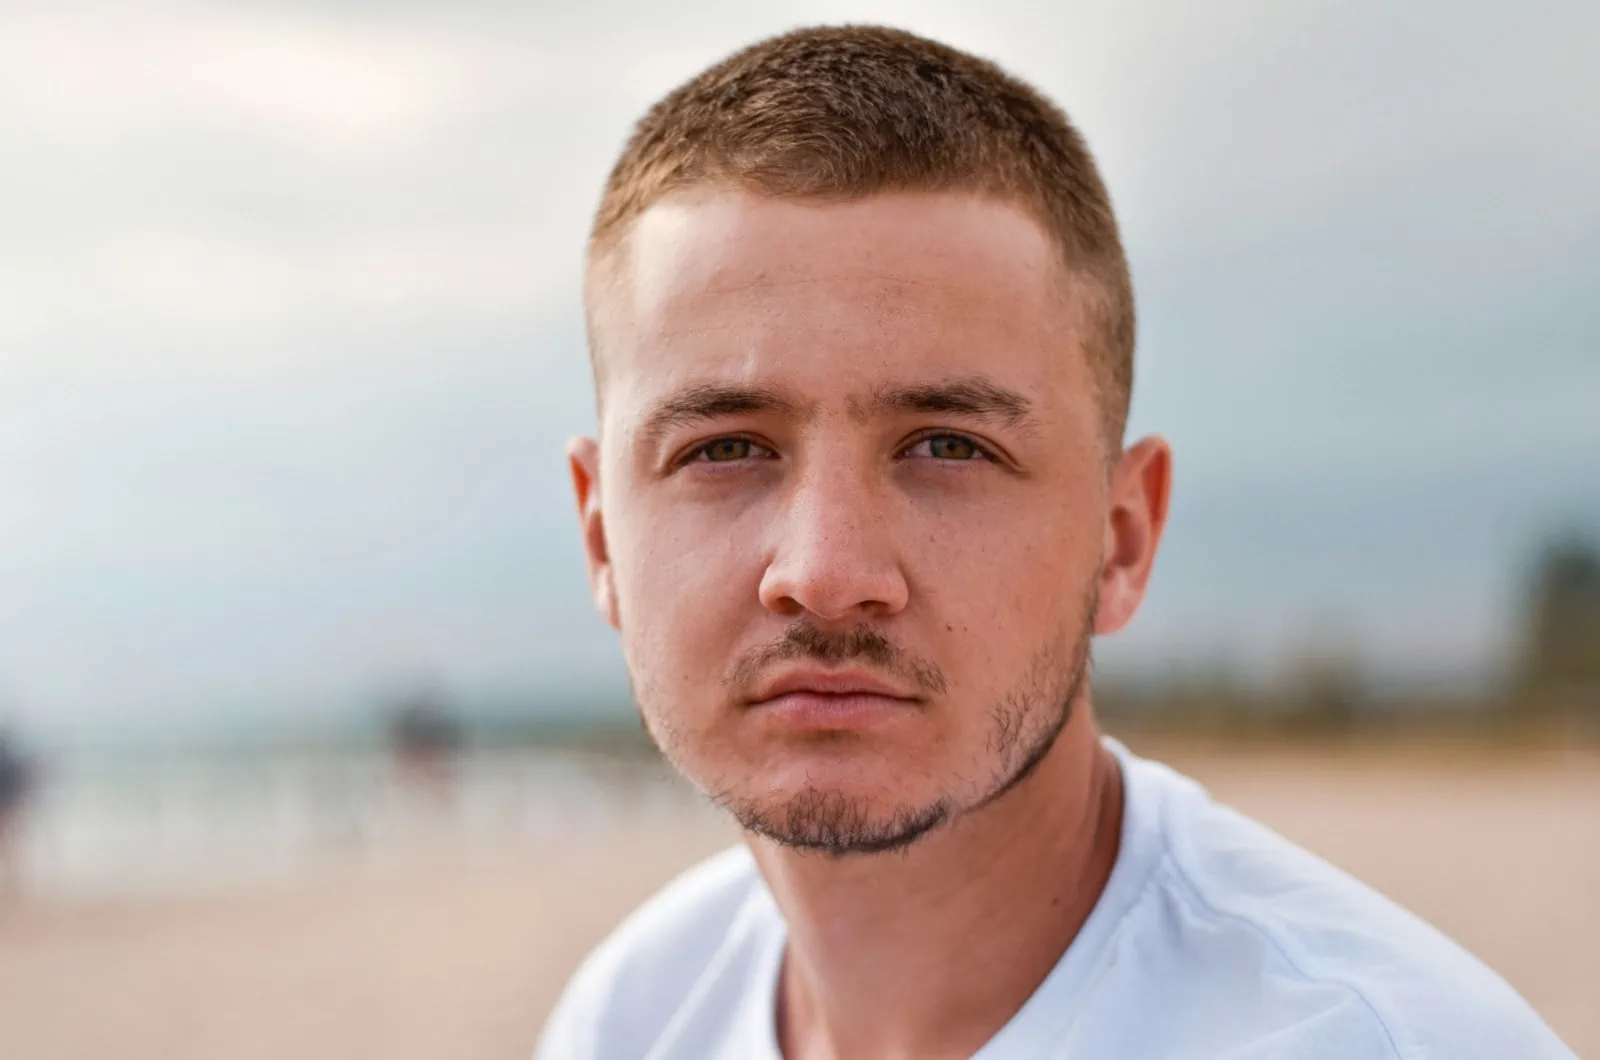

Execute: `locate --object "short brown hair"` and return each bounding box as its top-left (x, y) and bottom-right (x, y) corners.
top-left (588, 24), bottom-right (1135, 443)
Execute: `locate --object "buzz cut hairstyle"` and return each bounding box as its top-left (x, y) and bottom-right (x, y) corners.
top-left (586, 24), bottom-right (1136, 445)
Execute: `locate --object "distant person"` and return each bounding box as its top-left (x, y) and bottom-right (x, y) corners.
top-left (386, 689), bottom-right (462, 801)
top-left (0, 729), bottom-right (35, 898)
top-left (537, 26), bottom-right (1573, 1059)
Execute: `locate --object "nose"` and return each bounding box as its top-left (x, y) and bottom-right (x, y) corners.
top-left (757, 469), bottom-right (910, 622)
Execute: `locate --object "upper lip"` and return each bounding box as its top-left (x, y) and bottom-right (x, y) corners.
top-left (749, 667), bottom-right (920, 705)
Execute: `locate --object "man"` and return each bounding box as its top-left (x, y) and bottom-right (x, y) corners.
top-left (0, 728), bottom-right (34, 899)
top-left (539, 25), bottom-right (1573, 1059)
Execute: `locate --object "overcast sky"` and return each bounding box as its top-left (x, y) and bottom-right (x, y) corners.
top-left (2, 0), bottom-right (1596, 734)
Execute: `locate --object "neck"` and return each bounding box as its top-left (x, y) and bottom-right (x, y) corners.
top-left (748, 704), bottom-right (1124, 1060)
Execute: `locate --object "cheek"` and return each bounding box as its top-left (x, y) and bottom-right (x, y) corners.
top-left (915, 487), bottom-right (1100, 589)
top-left (908, 499), bottom-right (1100, 662)
top-left (609, 494), bottom-right (768, 690)
top-left (616, 493), bottom-right (767, 605)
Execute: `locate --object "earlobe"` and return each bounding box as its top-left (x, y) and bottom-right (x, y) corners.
top-left (567, 436), bottom-right (621, 630)
top-left (595, 568), bottom-right (620, 630)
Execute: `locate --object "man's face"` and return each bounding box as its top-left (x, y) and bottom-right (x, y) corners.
top-left (572, 190), bottom-right (1162, 853)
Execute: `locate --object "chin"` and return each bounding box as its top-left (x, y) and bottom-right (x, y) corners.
top-left (750, 735), bottom-right (927, 797)
top-left (729, 782), bottom-right (954, 856)
top-left (714, 748), bottom-right (958, 856)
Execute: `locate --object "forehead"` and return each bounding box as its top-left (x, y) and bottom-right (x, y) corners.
top-left (591, 189), bottom-right (1087, 423)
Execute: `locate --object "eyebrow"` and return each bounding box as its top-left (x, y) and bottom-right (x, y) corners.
top-left (856, 377), bottom-right (1035, 428)
top-left (636, 382), bottom-right (803, 446)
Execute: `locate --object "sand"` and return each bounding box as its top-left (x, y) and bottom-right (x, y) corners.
top-left (0, 742), bottom-right (1595, 1059)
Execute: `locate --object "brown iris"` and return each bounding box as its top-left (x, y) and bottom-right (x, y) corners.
top-left (700, 438), bottom-right (753, 462)
top-left (925, 435), bottom-right (979, 460)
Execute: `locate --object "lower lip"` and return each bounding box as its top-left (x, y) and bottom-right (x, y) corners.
top-left (752, 692), bottom-right (917, 730)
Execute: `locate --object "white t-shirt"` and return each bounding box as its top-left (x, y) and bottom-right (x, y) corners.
top-left (536, 741), bottom-right (1574, 1059)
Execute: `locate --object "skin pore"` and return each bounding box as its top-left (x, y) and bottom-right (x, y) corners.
top-left (570, 190), bottom-right (1171, 1059)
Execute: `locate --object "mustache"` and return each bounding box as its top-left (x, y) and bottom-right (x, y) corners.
top-left (731, 623), bottom-right (949, 697)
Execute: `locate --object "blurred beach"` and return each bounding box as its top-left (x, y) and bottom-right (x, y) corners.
top-left (0, 735), bottom-right (1594, 1060)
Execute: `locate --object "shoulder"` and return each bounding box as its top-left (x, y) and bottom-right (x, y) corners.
top-left (1125, 754), bottom-right (1574, 1059)
top-left (534, 844), bottom-right (772, 1060)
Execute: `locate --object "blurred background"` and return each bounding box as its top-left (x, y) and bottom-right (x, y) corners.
top-left (1, 0), bottom-right (1596, 1057)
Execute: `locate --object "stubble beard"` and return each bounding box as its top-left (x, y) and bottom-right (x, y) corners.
top-left (638, 584), bottom-right (1100, 858)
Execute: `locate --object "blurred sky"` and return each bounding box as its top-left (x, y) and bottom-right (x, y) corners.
top-left (1, 0), bottom-right (1597, 736)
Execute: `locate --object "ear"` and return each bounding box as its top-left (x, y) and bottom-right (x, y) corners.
top-left (1095, 435), bottom-right (1173, 636)
top-left (567, 436), bottom-right (620, 630)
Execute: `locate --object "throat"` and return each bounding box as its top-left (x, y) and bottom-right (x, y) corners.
top-left (760, 719), bottom-right (1124, 1059)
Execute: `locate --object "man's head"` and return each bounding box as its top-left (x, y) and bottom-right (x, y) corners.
top-left (569, 26), bottom-right (1171, 855)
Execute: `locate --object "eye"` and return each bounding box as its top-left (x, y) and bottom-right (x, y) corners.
top-left (686, 437), bottom-right (773, 463)
top-left (903, 433), bottom-right (990, 461)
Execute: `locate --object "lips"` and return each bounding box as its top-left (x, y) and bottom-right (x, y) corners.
top-left (748, 667), bottom-right (920, 705)
top-left (745, 669), bottom-right (921, 732)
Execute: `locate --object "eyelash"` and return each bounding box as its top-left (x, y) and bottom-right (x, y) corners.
top-left (677, 431), bottom-right (996, 467)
